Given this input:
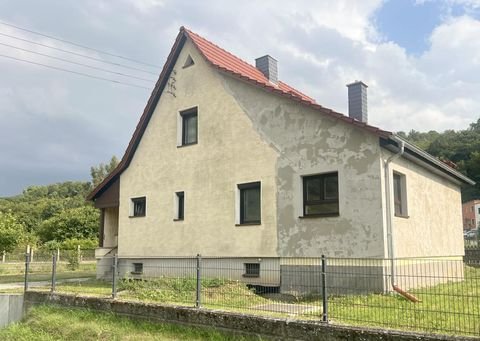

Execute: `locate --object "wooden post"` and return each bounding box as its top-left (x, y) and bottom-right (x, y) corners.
top-left (2, 250), bottom-right (5, 263)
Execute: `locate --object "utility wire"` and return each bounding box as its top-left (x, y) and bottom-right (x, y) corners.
top-left (0, 31), bottom-right (158, 75)
top-left (0, 41), bottom-right (155, 82)
top-left (0, 20), bottom-right (161, 69)
top-left (0, 53), bottom-right (152, 89)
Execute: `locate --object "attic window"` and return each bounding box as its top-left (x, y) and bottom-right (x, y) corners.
top-left (183, 55), bottom-right (195, 68)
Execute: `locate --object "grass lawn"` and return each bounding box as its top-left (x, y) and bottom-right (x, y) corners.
top-left (20, 266), bottom-right (480, 337)
top-left (0, 305), bottom-right (265, 341)
top-left (0, 262), bottom-right (96, 284)
top-left (328, 265), bottom-right (480, 336)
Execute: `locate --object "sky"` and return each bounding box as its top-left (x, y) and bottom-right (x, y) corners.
top-left (1, 0), bottom-right (480, 196)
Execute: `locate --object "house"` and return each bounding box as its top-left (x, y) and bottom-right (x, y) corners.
top-left (462, 199), bottom-right (480, 230)
top-left (88, 27), bottom-right (474, 293)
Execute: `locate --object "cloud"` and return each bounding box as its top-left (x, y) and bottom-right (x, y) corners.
top-left (0, 0), bottom-right (479, 195)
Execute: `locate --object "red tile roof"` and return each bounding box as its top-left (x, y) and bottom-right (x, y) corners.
top-left (88, 27), bottom-right (392, 200)
top-left (185, 28), bottom-right (316, 104)
top-left (183, 27), bottom-right (391, 137)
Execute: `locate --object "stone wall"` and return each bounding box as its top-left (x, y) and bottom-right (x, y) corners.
top-left (24, 292), bottom-right (474, 341)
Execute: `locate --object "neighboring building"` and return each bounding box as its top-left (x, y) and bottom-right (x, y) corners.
top-left (462, 199), bottom-right (480, 230)
top-left (88, 27), bottom-right (474, 293)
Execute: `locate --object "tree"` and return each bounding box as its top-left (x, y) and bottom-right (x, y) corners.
top-left (0, 211), bottom-right (26, 252)
top-left (398, 118), bottom-right (480, 202)
top-left (90, 156), bottom-right (119, 187)
top-left (38, 206), bottom-right (100, 243)
top-left (0, 181), bottom-right (92, 233)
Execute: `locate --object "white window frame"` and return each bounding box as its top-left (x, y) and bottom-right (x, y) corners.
top-left (173, 191), bottom-right (185, 220)
top-left (129, 196), bottom-right (147, 217)
top-left (393, 171), bottom-right (408, 217)
top-left (177, 106), bottom-right (199, 147)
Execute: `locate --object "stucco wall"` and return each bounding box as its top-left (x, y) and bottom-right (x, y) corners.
top-left (221, 77), bottom-right (386, 258)
top-left (383, 150), bottom-right (464, 257)
top-left (117, 39), bottom-right (279, 257)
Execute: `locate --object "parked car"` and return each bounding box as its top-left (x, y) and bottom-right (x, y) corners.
top-left (465, 229), bottom-right (478, 239)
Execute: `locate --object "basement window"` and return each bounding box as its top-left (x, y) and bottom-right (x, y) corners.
top-left (132, 263), bottom-right (143, 275)
top-left (243, 263), bottom-right (260, 278)
top-left (303, 172), bottom-right (339, 217)
top-left (393, 172), bottom-right (408, 217)
top-left (130, 197), bottom-right (146, 217)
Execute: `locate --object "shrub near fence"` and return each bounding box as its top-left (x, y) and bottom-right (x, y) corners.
top-left (23, 254), bottom-right (480, 337)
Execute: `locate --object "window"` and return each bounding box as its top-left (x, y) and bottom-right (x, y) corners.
top-left (183, 55), bottom-right (195, 68)
top-left (130, 197), bottom-right (146, 217)
top-left (303, 172), bottom-right (339, 217)
top-left (393, 172), bottom-right (408, 217)
top-left (175, 192), bottom-right (184, 220)
top-left (243, 263), bottom-right (260, 278)
top-left (132, 263), bottom-right (143, 274)
top-left (478, 208), bottom-right (480, 214)
top-left (181, 107), bottom-right (198, 146)
top-left (238, 182), bottom-right (261, 224)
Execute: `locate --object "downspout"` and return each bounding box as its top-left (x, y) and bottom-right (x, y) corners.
top-left (384, 137), bottom-right (420, 303)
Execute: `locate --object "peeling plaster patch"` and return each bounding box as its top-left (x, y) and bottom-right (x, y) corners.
top-left (220, 74), bottom-right (385, 258)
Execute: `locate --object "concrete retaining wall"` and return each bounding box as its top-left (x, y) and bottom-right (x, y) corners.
top-left (0, 294), bottom-right (24, 328)
top-left (24, 292), bottom-right (475, 340)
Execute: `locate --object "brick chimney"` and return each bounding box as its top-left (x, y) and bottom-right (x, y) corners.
top-left (346, 81), bottom-right (368, 123)
top-left (255, 55), bottom-right (278, 84)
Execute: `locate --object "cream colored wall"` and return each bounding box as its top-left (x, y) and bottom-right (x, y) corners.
top-left (117, 39), bottom-right (278, 257)
top-left (103, 207), bottom-right (118, 248)
top-left (221, 76), bottom-right (386, 258)
top-left (383, 150), bottom-right (464, 257)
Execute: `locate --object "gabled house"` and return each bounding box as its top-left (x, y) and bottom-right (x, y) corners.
top-left (88, 27), bottom-right (474, 292)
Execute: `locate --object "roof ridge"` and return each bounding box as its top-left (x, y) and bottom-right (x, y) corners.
top-left (183, 28), bottom-right (272, 84)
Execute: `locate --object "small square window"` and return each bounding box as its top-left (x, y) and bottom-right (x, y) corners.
top-left (393, 172), bottom-right (408, 217)
top-left (181, 108), bottom-right (198, 146)
top-left (238, 182), bottom-right (261, 225)
top-left (303, 172), bottom-right (339, 217)
top-left (243, 263), bottom-right (260, 278)
top-left (130, 197), bottom-right (146, 217)
top-left (175, 192), bottom-right (184, 220)
top-left (132, 263), bottom-right (143, 274)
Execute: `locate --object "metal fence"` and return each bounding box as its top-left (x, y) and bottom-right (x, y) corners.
top-left (14, 253), bottom-right (480, 337)
top-left (0, 248), bottom-right (96, 293)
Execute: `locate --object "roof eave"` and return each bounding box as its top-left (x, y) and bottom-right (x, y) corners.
top-left (382, 135), bottom-right (475, 186)
top-left (87, 29), bottom-right (188, 201)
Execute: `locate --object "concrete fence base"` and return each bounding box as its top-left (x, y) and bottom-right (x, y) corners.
top-left (23, 291), bottom-right (476, 341)
top-left (0, 294), bottom-right (24, 328)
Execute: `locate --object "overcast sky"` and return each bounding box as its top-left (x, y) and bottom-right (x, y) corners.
top-left (1, 0), bottom-right (479, 196)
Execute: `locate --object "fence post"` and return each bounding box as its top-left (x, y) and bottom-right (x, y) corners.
top-left (77, 245), bottom-right (81, 264)
top-left (57, 248), bottom-right (60, 263)
top-left (2, 250), bottom-right (5, 263)
top-left (321, 254), bottom-right (328, 323)
top-left (112, 254), bottom-right (118, 299)
top-left (51, 253), bottom-right (57, 293)
top-left (196, 254), bottom-right (202, 308)
top-left (24, 250), bottom-right (30, 294)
